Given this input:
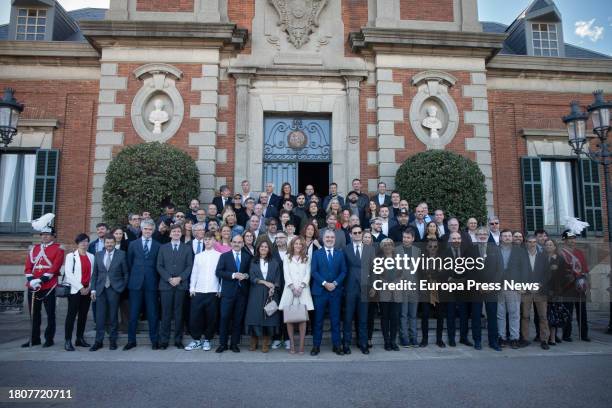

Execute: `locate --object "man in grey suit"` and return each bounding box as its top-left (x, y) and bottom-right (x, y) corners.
top-left (157, 224), bottom-right (193, 349)
top-left (396, 229), bottom-right (421, 347)
top-left (90, 234), bottom-right (128, 351)
top-left (343, 224), bottom-right (376, 355)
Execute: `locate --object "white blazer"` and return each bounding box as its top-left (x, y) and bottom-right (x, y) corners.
top-left (278, 254), bottom-right (314, 311)
top-left (63, 250), bottom-right (95, 294)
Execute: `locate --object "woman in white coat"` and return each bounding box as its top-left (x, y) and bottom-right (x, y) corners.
top-left (278, 236), bottom-right (314, 354)
top-left (63, 233), bottom-right (95, 351)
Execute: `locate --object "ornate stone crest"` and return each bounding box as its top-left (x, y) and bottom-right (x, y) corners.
top-left (287, 129), bottom-right (307, 149)
top-left (269, 0), bottom-right (328, 49)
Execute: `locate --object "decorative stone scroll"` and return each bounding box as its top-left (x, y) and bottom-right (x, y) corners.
top-left (269, 0), bottom-right (328, 49)
top-left (131, 63), bottom-right (184, 143)
top-left (409, 70), bottom-right (459, 150)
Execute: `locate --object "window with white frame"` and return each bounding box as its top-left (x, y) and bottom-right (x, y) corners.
top-left (532, 23), bottom-right (559, 57)
top-left (15, 8), bottom-right (47, 41)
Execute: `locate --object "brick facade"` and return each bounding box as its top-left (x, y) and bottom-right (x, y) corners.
top-left (400, 0), bottom-right (454, 22)
top-left (136, 0), bottom-right (194, 12)
top-left (0, 79), bottom-right (99, 261)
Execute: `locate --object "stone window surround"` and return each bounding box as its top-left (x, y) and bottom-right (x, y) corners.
top-left (231, 74), bottom-right (362, 196)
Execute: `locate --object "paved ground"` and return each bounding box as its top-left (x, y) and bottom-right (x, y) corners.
top-left (1, 355), bottom-right (611, 408)
top-left (1, 307), bottom-right (611, 407)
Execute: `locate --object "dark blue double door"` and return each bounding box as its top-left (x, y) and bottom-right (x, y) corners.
top-left (263, 116), bottom-right (331, 195)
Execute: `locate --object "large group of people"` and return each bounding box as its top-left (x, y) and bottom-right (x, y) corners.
top-left (23, 178), bottom-right (593, 356)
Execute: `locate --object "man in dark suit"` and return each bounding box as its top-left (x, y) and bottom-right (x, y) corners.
top-left (310, 229), bottom-right (347, 356)
top-left (389, 208), bottom-right (412, 243)
top-left (215, 234), bottom-right (252, 353)
top-left (88, 222), bottom-right (109, 254)
top-left (409, 204), bottom-right (427, 242)
top-left (344, 191), bottom-right (367, 229)
top-left (497, 229), bottom-right (529, 349)
top-left (264, 182), bottom-right (281, 209)
top-left (343, 225), bottom-right (376, 355)
top-left (520, 234), bottom-right (550, 350)
top-left (90, 234), bottom-right (128, 351)
top-left (322, 182), bottom-right (345, 211)
top-left (442, 232), bottom-right (471, 348)
top-left (488, 216), bottom-right (501, 245)
top-left (157, 224), bottom-right (193, 349)
top-left (125, 219), bottom-right (161, 350)
top-left (372, 181), bottom-right (392, 208)
top-left (212, 185), bottom-right (232, 213)
top-left (473, 227), bottom-right (504, 351)
top-left (258, 192), bottom-right (279, 220)
top-left (433, 209), bottom-right (449, 241)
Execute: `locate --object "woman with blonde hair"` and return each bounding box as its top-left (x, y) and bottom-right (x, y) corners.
top-left (278, 236), bottom-right (313, 354)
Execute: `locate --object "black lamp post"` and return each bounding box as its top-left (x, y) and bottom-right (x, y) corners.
top-left (0, 88), bottom-right (24, 148)
top-left (563, 90), bottom-right (612, 333)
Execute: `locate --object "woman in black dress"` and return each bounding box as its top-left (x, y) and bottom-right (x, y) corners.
top-left (244, 238), bottom-right (282, 352)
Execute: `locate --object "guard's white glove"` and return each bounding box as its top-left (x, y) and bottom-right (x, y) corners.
top-left (30, 279), bottom-right (42, 290)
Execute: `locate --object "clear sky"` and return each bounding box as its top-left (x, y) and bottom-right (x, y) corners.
top-left (0, 0), bottom-right (610, 56)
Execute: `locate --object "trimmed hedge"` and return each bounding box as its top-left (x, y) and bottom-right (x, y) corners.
top-left (102, 142), bottom-right (199, 225)
top-left (394, 150), bottom-right (487, 225)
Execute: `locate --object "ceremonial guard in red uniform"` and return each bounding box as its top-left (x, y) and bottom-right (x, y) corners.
top-left (22, 214), bottom-right (65, 348)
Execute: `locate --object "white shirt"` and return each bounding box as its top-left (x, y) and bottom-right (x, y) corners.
top-left (192, 239), bottom-right (204, 254)
top-left (141, 236), bottom-right (151, 250)
top-left (381, 220), bottom-right (389, 236)
top-left (353, 242), bottom-right (362, 258)
top-left (437, 223), bottom-right (445, 236)
top-left (96, 239), bottom-right (105, 253)
top-left (378, 194), bottom-right (386, 206)
top-left (190, 249), bottom-right (221, 293)
top-left (104, 250), bottom-right (114, 267)
top-left (260, 259), bottom-right (269, 280)
top-left (528, 251), bottom-right (537, 271)
top-left (491, 231), bottom-right (500, 245)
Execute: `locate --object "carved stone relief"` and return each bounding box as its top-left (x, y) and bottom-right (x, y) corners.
top-left (268, 0), bottom-right (328, 49)
top-left (131, 63), bottom-right (184, 143)
top-left (409, 70), bottom-right (459, 150)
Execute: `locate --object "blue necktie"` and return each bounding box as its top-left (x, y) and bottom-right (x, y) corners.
top-left (143, 239), bottom-right (149, 257)
top-left (327, 249), bottom-right (333, 265)
top-left (235, 252), bottom-right (241, 271)
top-left (196, 240), bottom-right (202, 254)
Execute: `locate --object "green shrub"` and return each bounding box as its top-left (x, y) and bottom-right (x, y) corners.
top-left (102, 142), bottom-right (199, 225)
top-left (395, 150), bottom-right (487, 225)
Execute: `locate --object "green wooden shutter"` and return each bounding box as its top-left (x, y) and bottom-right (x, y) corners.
top-left (32, 149), bottom-right (59, 220)
top-left (581, 159), bottom-right (603, 234)
top-left (521, 157), bottom-right (544, 234)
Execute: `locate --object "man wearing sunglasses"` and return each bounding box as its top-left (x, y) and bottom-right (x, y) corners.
top-left (488, 216), bottom-right (501, 246)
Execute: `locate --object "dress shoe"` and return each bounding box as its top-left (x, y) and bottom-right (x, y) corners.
top-left (343, 346), bottom-right (351, 355)
top-left (510, 340), bottom-right (519, 349)
top-left (556, 336), bottom-right (563, 343)
top-left (436, 340), bottom-right (446, 348)
top-left (75, 338), bottom-right (90, 348)
top-left (215, 345), bottom-right (228, 353)
top-left (490, 344), bottom-right (502, 352)
top-left (562, 336), bottom-right (572, 342)
top-left (548, 340), bottom-right (556, 346)
top-left (391, 344), bottom-right (400, 351)
top-left (384, 344), bottom-right (392, 351)
top-left (448, 340), bottom-right (456, 347)
top-left (310, 347), bottom-right (320, 356)
top-left (109, 342), bottom-right (117, 350)
top-left (152, 342), bottom-right (160, 350)
top-left (42, 340), bottom-right (54, 348)
top-left (230, 345), bottom-right (240, 353)
top-left (518, 339), bottom-right (530, 348)
top-left (175, 341), bottom-right (184, 349)
top-left (581, 337), bottom-right (591, 342)
top-left (474, 342), bottom-right (482, 350)
top-left (21, 340), bottom-right (41, 348)
top-left (460, 339), bottom-right (473, 347)
top-left (360, 346), bottom-right (369, 355)
top-left (64, 341), bottom-right (75, 351)
top-left (159, 343), bottom-right (168, 350)
top-left (89, 342), bottom-right (103, 351)
top-left (332, 346), bottom-right (344, 356)
top-left (541, 341), bottom-right (550, 350)
top-left (123, 342), bottom-right (137, 351)
top-left (419, 340), bottom-right (428, 348)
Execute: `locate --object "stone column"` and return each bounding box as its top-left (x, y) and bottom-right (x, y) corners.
top-left (234, 74), bottom-right (252, 186)
top-left (345, 76), bottom-right (362, 194)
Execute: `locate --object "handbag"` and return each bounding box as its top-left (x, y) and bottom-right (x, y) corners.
top-left (264, 296), bottom-right (279, 317)
top-left (283, 297), bottom-right (309, 323)
top-left (547, 302), bottom-right (570, 327)
top-left (55, 254), bottom-right (74, 298)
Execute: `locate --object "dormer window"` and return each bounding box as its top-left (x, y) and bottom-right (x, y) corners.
top-left (532, 23), bottom-right (559, 56)
top-left (15, 8), bottom-right (47, 41)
